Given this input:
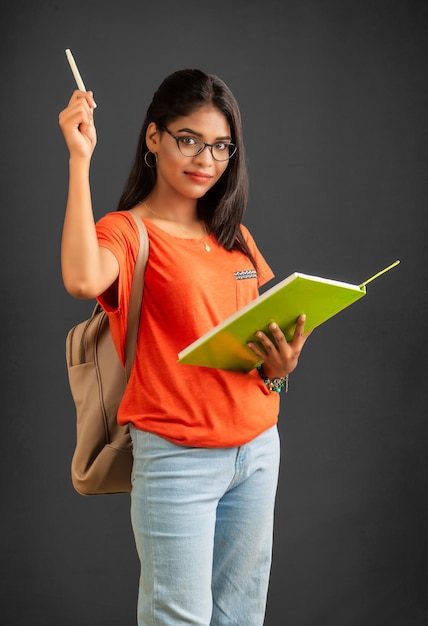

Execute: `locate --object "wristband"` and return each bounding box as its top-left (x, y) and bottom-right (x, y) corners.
top-left (257, 364), bottom-right (289, 393)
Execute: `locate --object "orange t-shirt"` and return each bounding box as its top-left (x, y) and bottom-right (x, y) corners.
top-left (96, 211), bottom-right (280, 447)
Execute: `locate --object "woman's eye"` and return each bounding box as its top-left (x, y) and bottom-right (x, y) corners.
top-left (180, 136), bottom-right (198, 146)
top-left (215, 142), bottom-right (228, 151)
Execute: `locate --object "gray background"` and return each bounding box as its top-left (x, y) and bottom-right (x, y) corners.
top-left (1, 0), bottom-right (427, 624)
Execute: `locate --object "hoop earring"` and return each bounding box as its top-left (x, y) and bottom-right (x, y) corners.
top-left (144, 150), bottom-right (158, 168)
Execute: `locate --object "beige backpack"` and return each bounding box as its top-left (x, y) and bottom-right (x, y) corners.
top-left (65, 213), bottom-right (149, 495)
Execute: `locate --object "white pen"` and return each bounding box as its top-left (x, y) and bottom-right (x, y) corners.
top-left (65, 48), bottom-right (87, 91)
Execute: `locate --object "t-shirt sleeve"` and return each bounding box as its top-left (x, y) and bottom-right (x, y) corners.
top-left (95, 211), bottom-right (140, 363)
top-left (95, 211), bottom-right (140, 312)
top-left (240, 224), bottom-right (275, 288)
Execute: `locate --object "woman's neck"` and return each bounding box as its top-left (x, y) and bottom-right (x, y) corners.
top-left (135, 194), bottom-right (208, 241)
top-left (144, 190), bottom-right (199, 226)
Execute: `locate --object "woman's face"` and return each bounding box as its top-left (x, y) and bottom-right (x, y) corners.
top-left (146, 105), bottom-right (231, 201)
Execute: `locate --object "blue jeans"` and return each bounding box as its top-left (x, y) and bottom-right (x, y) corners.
top-left (130, 425), bottom-right (280, 626)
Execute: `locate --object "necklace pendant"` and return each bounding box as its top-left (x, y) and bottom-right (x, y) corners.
top-left (204, 242), bottom-right (211, 252)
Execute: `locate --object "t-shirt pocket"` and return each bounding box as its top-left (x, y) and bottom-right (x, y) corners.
top-left (234, 269), bottom-right (259, 310)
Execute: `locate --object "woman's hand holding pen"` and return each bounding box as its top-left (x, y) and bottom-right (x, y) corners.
top-left (247, 314), bottom-right (310, 378)
top-left (59, 49), bottom-right (97, 158)
top-left (58, 90), bottom-right (97, 159)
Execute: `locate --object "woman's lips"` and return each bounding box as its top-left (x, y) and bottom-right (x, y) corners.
top-left (185, 171), bottom-right (213, 184)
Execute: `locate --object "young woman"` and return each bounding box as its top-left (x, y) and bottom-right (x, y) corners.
top-left (59, 69), bottom-right (310, 626)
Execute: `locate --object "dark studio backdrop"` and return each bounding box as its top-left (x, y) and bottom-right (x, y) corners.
top-left (1, 1), bottom-right (427, 624)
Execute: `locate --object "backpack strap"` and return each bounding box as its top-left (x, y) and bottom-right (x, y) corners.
top-left (124, 212), bottom-right (150, 379)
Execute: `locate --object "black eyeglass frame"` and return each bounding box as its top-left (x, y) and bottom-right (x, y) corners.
top-left (161, 126), bottom-right (237, 162)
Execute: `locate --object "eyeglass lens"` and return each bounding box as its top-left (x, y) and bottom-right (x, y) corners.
top-left (178, 137), bottom-right (236, 161)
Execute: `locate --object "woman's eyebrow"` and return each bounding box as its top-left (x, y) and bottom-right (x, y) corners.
top-left (176, 127), bottom-right (232, 141)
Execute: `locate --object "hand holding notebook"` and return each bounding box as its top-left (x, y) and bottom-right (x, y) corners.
top-left (177, 261), bottom-right (400, 372)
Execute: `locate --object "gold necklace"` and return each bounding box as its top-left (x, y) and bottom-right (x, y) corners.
top-left (141, 201), bottom-right (211, 252)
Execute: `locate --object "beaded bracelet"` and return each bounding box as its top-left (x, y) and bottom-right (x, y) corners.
top-left (257, 364), bottom-right (289, 394)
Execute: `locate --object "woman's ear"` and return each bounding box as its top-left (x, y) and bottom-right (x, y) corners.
top-left (146, 122), bottom-right (160, 152)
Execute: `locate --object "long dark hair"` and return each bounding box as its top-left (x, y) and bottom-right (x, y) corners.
top-left (117, 69), bottom-right (255, 262)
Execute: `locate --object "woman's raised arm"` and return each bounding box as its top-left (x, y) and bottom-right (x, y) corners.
top-left (59, 90), bottom-right (119, 299)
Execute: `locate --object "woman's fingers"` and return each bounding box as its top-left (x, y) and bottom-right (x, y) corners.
top-left (247, 314), bottom-right (311, 378)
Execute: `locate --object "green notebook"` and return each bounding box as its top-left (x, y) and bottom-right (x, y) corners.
top-left (177, 261), bottom-right (400, 372)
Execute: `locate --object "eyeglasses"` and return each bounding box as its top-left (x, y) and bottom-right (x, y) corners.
top-left (161, 126), bottom-right (237, 162)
